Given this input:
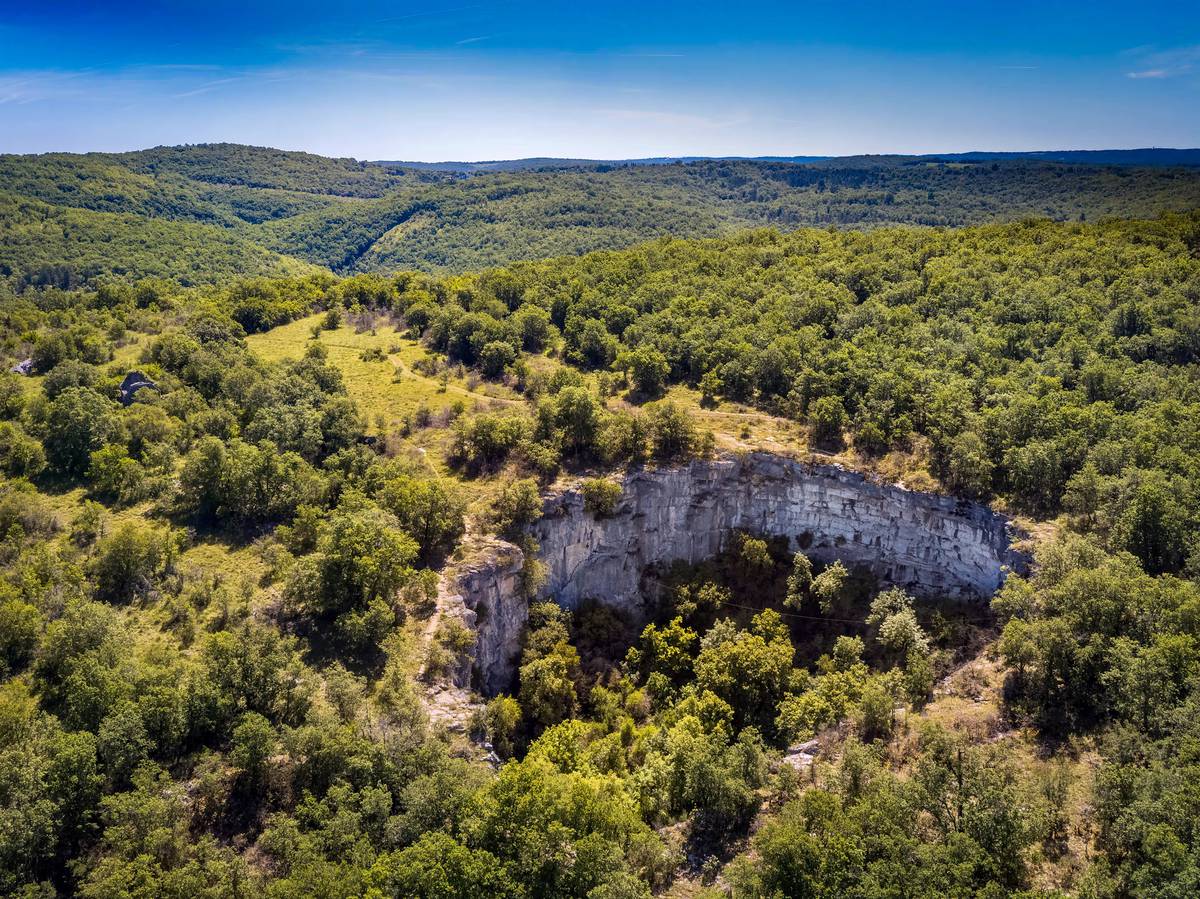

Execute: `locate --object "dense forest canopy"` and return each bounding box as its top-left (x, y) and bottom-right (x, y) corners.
top-left (415, 214), bottom-right (1200, 576)
top-left (4, 143), bottom-right (1200, 287)
top-left (1, 142), bottom-right (1200, 897)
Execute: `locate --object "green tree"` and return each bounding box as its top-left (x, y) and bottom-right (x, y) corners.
top-left (512, 304), bottom-right (553, 352)
top-left (519, 643), bottom-right (580, 730)
top-left (647, 401), bottom-right (706, 461)
top-left (370, 832), bottom-right (517, 899)
top-left (479, 340), bottom-right (517, 379)
top-left (285, 498), bottom-right (417, 654)
top-left (44, 387), bottom-right (122, 475)
top-left (230, 711), bottom-right (275, 793)
top-left (0, 422), bottom-right (46, 479)
top-left (482, 695), bottom-right (522, 760)
top-left (809, 395), bottom-right (846, 447)
top-left (1120, 479), bottom-right (1188, 574)
top-left (812, 560), bottom-right (849, 614)
top-left (695, 610), bottom-right (794, 733)
top-left (490, 478), bottom-right (542, 537)
top-left (90, 521), bottom-right (179, 604)
top-left (784, 552), bottom-right (814, 609)
top-left (378, 475), bottom-right (466, 564)
top-left (581, 477), bottom-right (622, 517)
top-left (620, 345), bottom-right (671, 396)
top-left (945, 429), bottom-right (993, 497)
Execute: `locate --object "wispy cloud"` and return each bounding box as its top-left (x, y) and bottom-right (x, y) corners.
top-left (455, 35), bottom-right (493, 46)
top-left (0, 71), bottom-right (85, 104)
top-left (172, 76), bottom-right (241, 99)
top-left (0, 77), bottom-right (42, 104)
top-left (594, 106), bottom-right (741, 130)
top-left (1123, 44), bottom-right (1200, 79)
top-left (374, 3), bottom-right (488, 25)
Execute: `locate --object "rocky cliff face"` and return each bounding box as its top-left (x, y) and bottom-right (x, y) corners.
top-left (440, 539), bottom-right (527, 693)
top-left (444, 452), bottom-right (1028, 695)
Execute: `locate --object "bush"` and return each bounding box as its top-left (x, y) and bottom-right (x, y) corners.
top-left (90, 521), bottom-right (180, 603)
top-left (647, 402), bottom-right (710, 462)
top-left (490, 478), bottom-right (543, 537)
top-left (581, 478), bottom-right (622, 517)
top-left (0, 422), bottom-right (46, 479)
top-left (479, 340), bottom-right (517, 379)
top-left (44, 387), bottom-right (123, 475)
top-left (809, 395), bottom-right (845, 447)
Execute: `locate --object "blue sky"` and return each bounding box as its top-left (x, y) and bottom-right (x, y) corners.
top-left (1, 0), bottom-right (1197, 159)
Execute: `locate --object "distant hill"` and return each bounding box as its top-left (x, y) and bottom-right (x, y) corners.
top-left (3, 143), bottom-right (1200, 286)
top-left (0, 191), bottom-right (319, 288)
top-left (374, 149), bottom-right (1200, 172)
top-left (371, 155), bottom-right (831, 172)
top-left (926, 148), bottom-right (1200, 167)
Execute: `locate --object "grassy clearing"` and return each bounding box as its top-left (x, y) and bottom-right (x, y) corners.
top-left (247, 314), bottom-right (944, 495)
top-left (248, 313), bottom-right (522, 433)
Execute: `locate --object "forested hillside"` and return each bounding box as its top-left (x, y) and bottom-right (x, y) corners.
top-left (2, 210), bottom-right (1200, 896)
top-left (0, 193), bottom-right (320, 288)
top-left (4, 143), bottom-right (1200, 288)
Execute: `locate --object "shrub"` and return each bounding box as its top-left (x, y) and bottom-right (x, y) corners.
top-left (581, 478), bottom-right (622, 517)
top-left (479, 340), bottom-right (517, 379)
top-left (90, 521), bottom-right (180, 603)
top-left (647, 402), bottom-right (710, 462)
top-left (809, 395), bottom-right (846, 447)
top-left (490, 478), bottom-right (543, 537)
top-left (0, 422), bottom-right (46, 479)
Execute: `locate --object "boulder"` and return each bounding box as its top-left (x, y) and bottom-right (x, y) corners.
top-left (119, 370), bottom-right (158, 405)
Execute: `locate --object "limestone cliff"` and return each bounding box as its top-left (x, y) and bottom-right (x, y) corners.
top-left (443, 452), bottom-right (1028, 695)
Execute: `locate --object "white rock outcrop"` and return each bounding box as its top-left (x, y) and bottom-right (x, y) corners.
top-left (444, 452), bottom-right (1028, 694)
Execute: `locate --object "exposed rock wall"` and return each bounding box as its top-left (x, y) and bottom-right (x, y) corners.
top-left (441, 539), bottom-right (527, 692)
top-left (445, 452), bottom-right (1028, 695)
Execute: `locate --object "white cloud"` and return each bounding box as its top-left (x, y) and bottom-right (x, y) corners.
top-left (0, 72), bottom-right (85, 104)
top-left (172, 76), bottom-right (242, 99)
top-left (1123, 44), bottom-right (1199, 80)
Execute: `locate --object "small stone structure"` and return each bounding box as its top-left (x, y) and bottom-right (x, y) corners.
top-left (443, 452), bottom-right (1030, 695)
